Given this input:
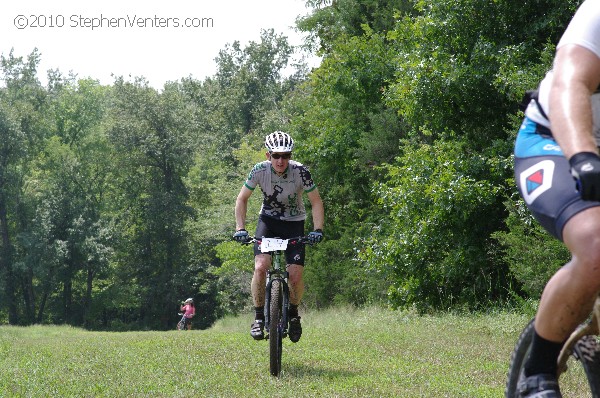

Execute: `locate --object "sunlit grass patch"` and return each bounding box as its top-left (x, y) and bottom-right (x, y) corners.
top-left (0, 307), bottom-right (589, 397)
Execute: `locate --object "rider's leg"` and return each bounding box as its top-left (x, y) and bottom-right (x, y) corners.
top-left (527, 207), bottom-right (600, 376)
top-left (287, 264), bottom-right (304, 306)
top-left (250, 254), bottom-right (271, 339)
top-left (287, 264), bottom-right (304, 343)
top-left (251, 254), bottom-right (271, 308)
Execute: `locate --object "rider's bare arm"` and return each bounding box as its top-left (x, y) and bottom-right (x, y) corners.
top-left (550, 44), bottom-right (600, 159)
top-left (307, 188), bottom-right (324, 231)
top-left (235, 186), bottom-right (253, 231)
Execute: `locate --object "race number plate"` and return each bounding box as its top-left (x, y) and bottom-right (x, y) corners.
top-left (260, 238), bottom-right (288, 252)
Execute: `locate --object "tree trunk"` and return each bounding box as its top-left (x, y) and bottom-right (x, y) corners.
top-left (22, 268), bottom-right (36, 324)
top-left (0, 196), bottom-right (18, 324)
top-left (83, 267), bottom-right (94, 328)
top-left (63, 278), bottom-right (72, 324)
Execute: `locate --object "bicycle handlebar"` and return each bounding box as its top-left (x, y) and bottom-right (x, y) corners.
top-left (240, 236), bottom-right (311, 246)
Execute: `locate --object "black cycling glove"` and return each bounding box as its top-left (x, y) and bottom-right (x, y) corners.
top-left (569, 152), bottom-right (600, 201)
top-left (233, 229), bottom-right (250, 243)
top-left (308, 229), bottom-right (324, 244)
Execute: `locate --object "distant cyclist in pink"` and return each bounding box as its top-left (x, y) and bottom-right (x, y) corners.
top-left (180, 298), bottom-right (195, 330)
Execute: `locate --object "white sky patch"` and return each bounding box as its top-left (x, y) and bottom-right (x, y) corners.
top-left (1, 0), bottom-right (320, 88)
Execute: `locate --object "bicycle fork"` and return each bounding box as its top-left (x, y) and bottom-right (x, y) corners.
top-left (264, 270), bottom-right (290, 339)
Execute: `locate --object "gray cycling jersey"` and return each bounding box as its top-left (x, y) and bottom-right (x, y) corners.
top-left (244, 160), bottom-right (317, 221)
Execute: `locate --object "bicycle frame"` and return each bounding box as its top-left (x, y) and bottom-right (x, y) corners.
top-left (557, 295), bottom-right (600, 375)
top-left (264, 246), bottom-right (291, 339)
top-left (240, 235), bottom-right (308, 377)
top-left (177, 313), bottom-right (187, 330)
top-left (254, 236), bottom-right (303, 338)
top-left (506, 295), bottom-right (600, 397)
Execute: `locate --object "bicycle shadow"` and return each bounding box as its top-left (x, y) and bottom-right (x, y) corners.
top-left (281, 363), bottom-right (357, 379)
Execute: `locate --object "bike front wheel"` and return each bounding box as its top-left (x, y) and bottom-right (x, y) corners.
top-left (269, 279), bottom-right (283, 377)
top-left (506, 318), bottom-right (600, 397)
top-left (177, 318), bottom-right (185, 331)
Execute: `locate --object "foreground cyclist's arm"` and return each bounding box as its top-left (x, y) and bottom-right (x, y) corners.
top-left (550, 44), bottom-right (600, 159)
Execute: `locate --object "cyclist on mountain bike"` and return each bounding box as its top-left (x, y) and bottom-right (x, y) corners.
top-left (514, 1), bottom-right (600, 396)
top-left (233, 131), bottom-right (324, 343)
top-left (180, 298), bottom-right (195, 330)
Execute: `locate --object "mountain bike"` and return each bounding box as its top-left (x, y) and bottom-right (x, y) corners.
top-left (176, 313), bottom-right (187, 331)
top-left (241, 235), bottom-right (309, 377)
top-left (506, 295), bottom-right (600, 397)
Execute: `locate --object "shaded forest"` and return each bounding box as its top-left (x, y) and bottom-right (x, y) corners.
top-left (0, 0), bottom-right (579, 330)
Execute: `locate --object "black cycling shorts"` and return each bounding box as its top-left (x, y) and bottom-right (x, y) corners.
top-left (253, 214), bottom-right (306, 265)
top-left (514, 117), bottom-right (600, 241)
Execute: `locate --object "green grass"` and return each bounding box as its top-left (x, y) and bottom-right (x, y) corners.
top-left (0, 307), bottom-right (590, 397)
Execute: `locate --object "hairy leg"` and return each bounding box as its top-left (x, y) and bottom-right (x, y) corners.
top-left (535, 207), bottom-right (600, 342)
top-left (287, 264), bottom-right (304, 306)
top-left (251, 254), bottom-right (271, 307)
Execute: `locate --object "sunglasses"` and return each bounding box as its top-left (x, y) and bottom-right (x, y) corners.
top-left (270, 153), bottom-right (292, 160)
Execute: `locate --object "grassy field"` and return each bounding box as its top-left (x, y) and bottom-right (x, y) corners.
top-left (0, 306), bottom-right (592, 397)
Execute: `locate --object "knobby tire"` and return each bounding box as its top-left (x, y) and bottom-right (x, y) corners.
top-left (505, 318), bottom-right (600, 398)
top-left (269, 279), bottom-right (283, 377)
top-left (573, 335), bottom-right (600, 397)
top-left (505, 319), bottom-right (534, 398)
top-left (177, 318), bottom-right (185, 331)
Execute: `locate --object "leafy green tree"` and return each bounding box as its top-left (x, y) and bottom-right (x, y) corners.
top-left (385, 0), bottom-right (579, 146)
top-left (0, 49), bottom-right (50, 324)
top-left (289, 3), bottom-right (413, 307)
top-left (212, 240), bottom-right (254, 316)
top-left (298, 0), bottom-right (414, 53)
top-left (0, 98), bottom-right (24, 324)
top-left (17, 78), bottom-right (113, 326)
top-left (493, 198), bottom-right (570, 299)
top-left (303, 235), bottom-right (387, 308)
top-left (292, 26), bottom-right (404, 247)
top-left (213, 28), bottom-right (295, 139)
top-left (108, 77), bottom-right (198, 329)
top-left (350, 0), bottom-right (582, 310)
top-left (363, 139), bottom-right (512, 310)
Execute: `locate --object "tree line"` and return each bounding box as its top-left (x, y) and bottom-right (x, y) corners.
top-left (0, 0), bottom-right (578, 330)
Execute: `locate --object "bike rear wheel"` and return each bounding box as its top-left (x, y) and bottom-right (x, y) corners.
top-left (269, 279), bottom-right (283, 377)
top-left (506, 318), bottom-right (600, 397)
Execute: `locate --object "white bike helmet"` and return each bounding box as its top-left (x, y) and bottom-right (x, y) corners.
top-left (265, 131), bottom-right (294, 153)
top-left (185, 298), bottom-right (193, 304)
